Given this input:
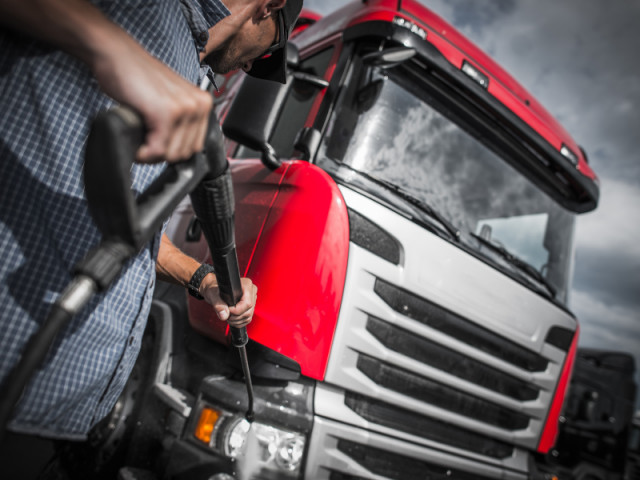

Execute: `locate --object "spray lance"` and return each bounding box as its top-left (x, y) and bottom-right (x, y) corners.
top-left (187, 116), bottom-right (256, 424)
top-left (0, 93), bottom-right (254, 440)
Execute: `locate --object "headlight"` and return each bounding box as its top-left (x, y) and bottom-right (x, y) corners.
top-left (224, 418), bottom-right (252, 458)
top-left (223, 419), bottom-right (306, 478)
top-left (191, 402), bottom-right (307, 478)
top-left (274, 434), bottom-right (305, 471)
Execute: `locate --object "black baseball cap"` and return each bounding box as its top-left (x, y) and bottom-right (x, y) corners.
top-left (246, 0), bottom-right (304, 84)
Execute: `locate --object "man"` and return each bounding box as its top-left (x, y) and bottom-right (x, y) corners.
top-left (0, 0), bottom-right (302, 476)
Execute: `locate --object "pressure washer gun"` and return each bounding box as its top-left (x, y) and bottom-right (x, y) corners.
top-left (188, 121), bottom-right (256, 424)
top-left (0, 97), bottom-right (254, 440)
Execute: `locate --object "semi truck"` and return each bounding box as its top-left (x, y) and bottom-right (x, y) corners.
top-left (63, 1), bottom-right (602, 479)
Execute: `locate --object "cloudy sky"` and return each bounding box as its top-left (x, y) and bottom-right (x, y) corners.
top-left (305, 0), bottom-right (640, 404)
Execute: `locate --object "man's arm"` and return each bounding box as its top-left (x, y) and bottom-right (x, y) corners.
top-left (156, 234), bottom-right (257, 328)
top-left (0, 0), bottom-right (212, 163)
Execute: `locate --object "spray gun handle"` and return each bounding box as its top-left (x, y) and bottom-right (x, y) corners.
top-left (84, 107), bottom-right (219, 250)
top-left (208, 242), bottom-right (246, 347)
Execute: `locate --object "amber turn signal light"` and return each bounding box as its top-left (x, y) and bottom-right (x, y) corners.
top-left (194, 407), bottom-right (221, 444)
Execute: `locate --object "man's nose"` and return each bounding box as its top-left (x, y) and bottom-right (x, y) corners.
top-left (242, 60), bottom-right (254, 73)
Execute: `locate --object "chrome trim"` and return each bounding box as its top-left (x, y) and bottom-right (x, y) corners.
top-left (315, 383), bottom-right (530, 470)
top-left (304, 416), bottom-right (529, 479)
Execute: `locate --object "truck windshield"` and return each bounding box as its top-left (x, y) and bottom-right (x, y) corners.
top-left (319, 66), bottom-right (575, 303)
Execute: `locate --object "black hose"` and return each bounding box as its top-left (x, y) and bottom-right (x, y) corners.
top-left (0, 306), bottom-right (73, 441)
top-left (0, 275), bottom-right (97, 441)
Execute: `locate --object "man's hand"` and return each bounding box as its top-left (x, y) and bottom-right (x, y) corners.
top-left (156, 234), bottom-right (258, 328)
top-left (92, 38), bottom-right (213, 164)
top-left (199, 276), bottom-right (258, 328)
top-left (0, 0), bottom-right (212, 164)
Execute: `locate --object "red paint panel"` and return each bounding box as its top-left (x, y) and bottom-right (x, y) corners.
top-left (228, 160), bottom-right (290, 274)
top-left (299, 8), bottom-right (323, 24)
top-left (538, 325), bottom-right (580, 453)
top-left (187, 159), bottom-right (289, 344)
top-left (244, 161), bottom-right (349, 380)
top-left (292, 9), bottom-right (323, 38)
top-left (347, 7), bottom-right (398, 28)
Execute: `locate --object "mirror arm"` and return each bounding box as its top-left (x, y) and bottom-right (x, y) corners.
top-left (261, 143), bottom-right (282, 170)
top-left (291, 71), bottom-right (329, 89)
top-left (362, 46), bottom-right (416, 68)
top-left (294, 127), bottom-right (322, 162)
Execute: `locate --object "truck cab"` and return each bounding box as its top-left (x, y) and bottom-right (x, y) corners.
top-left (103, 2), bottom-right (601, 479)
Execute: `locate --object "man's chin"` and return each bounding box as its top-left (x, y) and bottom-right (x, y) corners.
top-left (203, 52), bottom-right (244, 75)
top-left (209, 63), bottom-right (243, 75)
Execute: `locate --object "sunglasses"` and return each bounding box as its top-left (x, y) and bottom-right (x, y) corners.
top-left (258, 10), bottom-right (285, 60)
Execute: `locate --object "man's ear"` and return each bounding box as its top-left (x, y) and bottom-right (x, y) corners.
top-left (256, 0), bottom-right (286, 20)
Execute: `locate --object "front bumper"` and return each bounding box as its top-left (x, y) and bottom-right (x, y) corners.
top-left (165, 375), bottom-right (314, 480)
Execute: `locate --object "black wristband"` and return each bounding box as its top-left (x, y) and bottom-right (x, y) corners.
top-left (188, 264), bottom-right (215, 300)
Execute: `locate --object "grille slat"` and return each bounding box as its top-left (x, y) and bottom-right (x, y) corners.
top-left (374, 279), bottom-right (548, 372)
top-left (336, 440), bottom-right (495, 480)
top-left (545, 326), bottom-right (574, 351)
top-left (357, 353), bottom-right (530, 430)
top-left (348, 209), bottom-right (401, 264)
top-left (367, 316), bottom-right (540, 401)
top-left (344, 392), bottom-right (514, 459)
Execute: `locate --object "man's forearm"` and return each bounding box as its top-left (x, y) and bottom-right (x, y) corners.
top-left (0, 0), bottom-right (213, 164)
top-left (156, 233), bottom-right (202, 289)
top-left (0, 0), bottom-right (127, 68)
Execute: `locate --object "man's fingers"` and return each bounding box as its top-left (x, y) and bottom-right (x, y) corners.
top-left (164, 116), bottom-right (190, 162)
top-left (228, 303), bottom-right (256, 322)
top-left (210, 299), bottom-right (230, 321)
top-left (201, 277), bottom-right (256, 327)
top-left (136, 120), bottom-right (170, 163)
top-left (227, 305), bottom-right (255, 328)
top-left (193, 107), bottom-right (209, 157)
top-left (228, 283), bottom-right (257, 317)
top-left (135, 85), bottom-right (212, 163)
top-left (227, 312), bottom-right (253, 328)
top-left (229, 321), bottom-right (249, 328)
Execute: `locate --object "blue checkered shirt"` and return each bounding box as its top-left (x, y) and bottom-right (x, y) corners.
top-left (0, 0), bottom-right (229, 440)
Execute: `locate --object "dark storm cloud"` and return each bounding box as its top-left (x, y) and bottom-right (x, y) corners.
top-left (303, 0), bottom-right (640, 401)
top-left (426, 0), bottom-right (516, 35)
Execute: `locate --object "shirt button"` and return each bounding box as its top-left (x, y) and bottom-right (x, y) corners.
top-left (129, 336), bottom-right (135, 346)
top-left (199, 32), bottom-right (208, 42)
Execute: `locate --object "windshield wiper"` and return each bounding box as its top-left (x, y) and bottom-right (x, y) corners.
top-left (470, 233), bottom-right (556, 299)
top-left (341, 165), bottom-right (461, 242)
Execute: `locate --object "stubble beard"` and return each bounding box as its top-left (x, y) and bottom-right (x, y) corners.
top-left (203, 39), bottom-right (245, 75)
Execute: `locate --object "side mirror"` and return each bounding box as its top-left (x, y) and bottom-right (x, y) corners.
top-left (222, 43), bottom-right (303, 170)
top-left (222, 72), bottom-right (291, 170)
top-left (363, 46), bottom-right (416, 69)
top-left (222, 43), bottom-right (329, 169)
